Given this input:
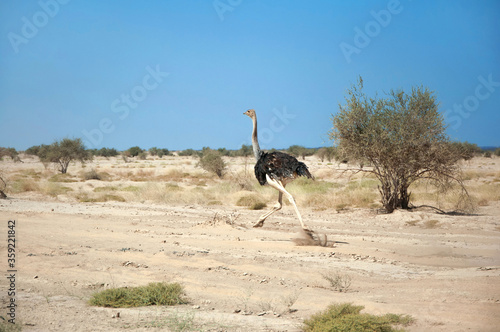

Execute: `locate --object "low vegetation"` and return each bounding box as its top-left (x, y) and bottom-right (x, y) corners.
top-left (322, 272), bottom-right (352, 292)
top-left (2, 153), bottom-right (499, 213)
top-left (89, 282), bottom-right (187, 308)
top-left (303, 303), bottom-right (414, 332)
top-left (0, 320), bottom-right (22, 332)
top-left (1, 136), bottom-right (499, 212)
top-left (197, 147), bottom-right (227, 178)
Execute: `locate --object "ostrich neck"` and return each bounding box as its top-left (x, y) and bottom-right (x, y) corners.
top-left (251, 116), bottom-right (262, 160)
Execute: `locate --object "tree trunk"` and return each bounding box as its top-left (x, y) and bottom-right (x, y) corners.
top-left (399, 185), bottom-right (411, 209)
top-left (379, 177), bottom-right (411, 213)
top-left (0, 176), bottom-right (7, 199)
top-left (60, 161), bottom-right (70, 174)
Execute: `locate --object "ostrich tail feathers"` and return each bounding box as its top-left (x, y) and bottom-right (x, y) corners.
top-left (296, 162), bottom-right (314, 180)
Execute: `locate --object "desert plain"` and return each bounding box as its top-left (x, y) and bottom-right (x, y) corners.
top-left (0, 154), bottom-right (499, 331)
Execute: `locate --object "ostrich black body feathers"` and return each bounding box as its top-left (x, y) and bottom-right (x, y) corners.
top-left (254, 151), bottom-right (313, 186)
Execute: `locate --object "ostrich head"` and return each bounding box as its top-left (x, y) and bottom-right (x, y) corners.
top-left (243, 109), bottom-right (256, 118)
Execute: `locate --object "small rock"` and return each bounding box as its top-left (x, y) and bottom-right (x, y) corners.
top-left (192, 305), bottom-right (200, 309)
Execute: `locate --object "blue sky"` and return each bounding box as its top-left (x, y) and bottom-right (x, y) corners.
top-left (1, 0), bottom-right (499, 151)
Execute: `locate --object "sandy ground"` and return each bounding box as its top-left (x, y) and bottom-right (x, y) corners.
top-left (1, 156), bottom-right (499, 331)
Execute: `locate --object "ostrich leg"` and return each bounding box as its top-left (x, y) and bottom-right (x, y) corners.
top-left (262, 175), bottom-right (310, 231)
top-left (254, 191), bottom-right (283, 228)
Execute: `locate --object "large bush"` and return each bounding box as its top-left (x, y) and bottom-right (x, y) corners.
top-left (0, 147), bottom-right (20, 162)
top-left (330, 77), bottom-right (470, 213)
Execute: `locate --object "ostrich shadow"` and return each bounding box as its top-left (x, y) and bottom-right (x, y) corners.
top-left (292, 229), bottom-right (349, 247)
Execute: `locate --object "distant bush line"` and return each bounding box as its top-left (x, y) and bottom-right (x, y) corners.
top-left (3, 141), bottom-right (497, 162)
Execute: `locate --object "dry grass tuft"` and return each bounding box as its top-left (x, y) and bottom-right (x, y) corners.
top-left (200, 211), bottom-right (240, 227)
top-left (236, 193), bottom-right (267, 210)
top-left (76, 191), bottom-right (126, 203)
top-left (49, 173), bottom-right (78, 183)
top-left (321, 272), bottom-right (352, 292)
top-left (40, 182), bottom-right (73, 197)
top-left (9, 178), bottom-right (40, 193)
top-left (468, 183), bottom-right (500, 207)
top-left (82, 169), bottom-right (112, 181)
top-left (423, 219), bottom-right (440, 229)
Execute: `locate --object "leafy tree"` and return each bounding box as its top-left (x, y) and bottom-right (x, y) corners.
top-left (197, 148), bottom-right (226, 178)
top-left (99, 147), bottom-right (119, 157)
top-left (88, 147), bottom-right (119, 157)
top-left (217, 148), bottom-right (230, 156)
top-left (238, 144), bottom-right (253, 157)
top-left (178, 149), bottom-right (199, 157)
top-left (26, 145), bottom-right (42, 156)
top-left (450, 141), bottom-right (481, 160)
top-left (316, 147), bottom-right (337, 162)
top-left (288, 145), bottom-right (307, 160)
top-left (330, 77), bottom-right (470, 213)
top-left (32, 138), bottom-right (91, 174)
top-left (126, 146), bottom-right (143, 157)
top-left (157, 148), bottom-right (169, 158)
top-left (149, 147), bottom-right (159, 156)
top-left (0, 147), bottom-right (20, 162)
top-left (148, 147), bottom-right (170, 157)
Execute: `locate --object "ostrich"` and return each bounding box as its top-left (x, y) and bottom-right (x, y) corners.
top-left (243, 109), bottom-right (313, 231)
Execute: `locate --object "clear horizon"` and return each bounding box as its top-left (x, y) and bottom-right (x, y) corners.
top-left (1, 1), bottom-right (499, 151)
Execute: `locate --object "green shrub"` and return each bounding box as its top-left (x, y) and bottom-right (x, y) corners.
top-left (303, 303), bottom-right (413, 332)
top-left (126, 146), bottom-right (143, 157)
top-left (89, 282), bottom-right (187, 308)
top-left (197, 148), bottom-right (226, 178)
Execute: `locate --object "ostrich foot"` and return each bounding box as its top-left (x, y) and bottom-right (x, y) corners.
top-left (302, 228), bottom-right (315, 239)
top-left (292, 228), bottom-right (329, 247)
top-left (253, 220), bottom-right (265, 228)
